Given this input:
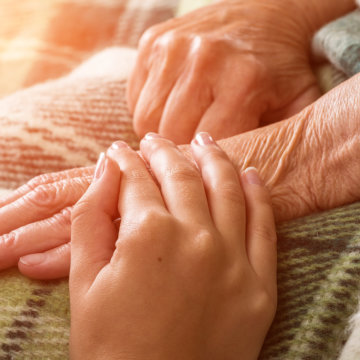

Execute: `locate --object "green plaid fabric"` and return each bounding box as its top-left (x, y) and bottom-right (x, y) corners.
top-left (1, 202), bottom-right (360, 359)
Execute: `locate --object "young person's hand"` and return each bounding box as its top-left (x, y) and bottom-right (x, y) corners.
top-left (70, 132), bottom-right (277, 360)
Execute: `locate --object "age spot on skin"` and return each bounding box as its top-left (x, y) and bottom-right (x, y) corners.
top-left (158, 257), bottom-right (162, 263)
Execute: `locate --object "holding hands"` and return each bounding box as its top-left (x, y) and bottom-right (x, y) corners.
top-left (70, 133), bottom-right (277, 359)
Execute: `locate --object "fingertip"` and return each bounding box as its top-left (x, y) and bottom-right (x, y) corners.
top-left (71, 150), bottom-right (122, 280)
top-left (77, 154), bottom-right (120, 220)
top-left (241, 167), bottom-right (277, 294)
top-left (190, 132), bottom-right (219, 151)
top-left (107, 140), bottom-right (144, 171)
top-left (19, 252), bottom-right (47, 267)
top-left (240, 167), bottom-right (273, 210)
top-left (18, 243), bottom-right (71, 280)
top-left (242, 167), bottom-right (264, 186)
top-left (139, 132), bottom-right (177, 162)
top-left (190, 132), bottom-right (224, 164)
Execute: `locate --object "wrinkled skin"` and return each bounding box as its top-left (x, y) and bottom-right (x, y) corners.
top-left (70, 135), bottom-right (277, 360)
top-left (0, 74), bottom-right (360, 279)
top-left (127, 0), bottom-right (324, 144)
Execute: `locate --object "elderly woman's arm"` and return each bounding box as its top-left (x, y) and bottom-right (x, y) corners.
top-left (218, 76), bottom-right (360, 222)
top-left (1, 73), bottom-right (360, 278)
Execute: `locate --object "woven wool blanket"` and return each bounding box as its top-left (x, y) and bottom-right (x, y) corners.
top-left (1, 0), bottom-right (360, 359)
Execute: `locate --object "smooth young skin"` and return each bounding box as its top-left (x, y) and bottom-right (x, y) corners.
top-left (127, 0), bottom-right (355, 144)
top-left (70, 134), bottom-right (277, 360)
top-left (0, 73), bottom-right (359, 279)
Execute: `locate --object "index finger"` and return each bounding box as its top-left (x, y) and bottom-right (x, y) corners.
top-left (107, 141), bottom-right (166, 223)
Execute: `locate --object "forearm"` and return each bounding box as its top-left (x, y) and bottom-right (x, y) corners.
top-left (215, 75), bottom-right (360, 222)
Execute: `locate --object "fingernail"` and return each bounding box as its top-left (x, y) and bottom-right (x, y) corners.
top-left (243, 167), bottom-right (263, 185)
top-left (193, 132), bottom-right (215, 146)
top-left (94, 152), bottom-right (106, 180)
top-left (144, 132), bottom-right (163, 140)
top-left (111, 141), bottom-right (130, 150)
top-left (20, 253), bottom-right (46, 266)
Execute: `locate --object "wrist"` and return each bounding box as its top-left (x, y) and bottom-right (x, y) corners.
top-left (215, 74), bottom-right (360, 222)
top-left (217, 119), bottom-right (308, 222)
top-left (180, 121), bottom-right (308, 222)
top-left (299, 77), bottom-right (360, 216)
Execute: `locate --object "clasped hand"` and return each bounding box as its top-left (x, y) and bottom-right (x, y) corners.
top-left (70, 133), bottom-right (277, 359)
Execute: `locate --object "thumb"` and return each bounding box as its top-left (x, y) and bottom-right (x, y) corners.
top-left (241, 167), bottom-right (277, 300)
top-left (19, 242), bottom-right (71, 280)
top-left (70, 153), bottom-right (120, 291)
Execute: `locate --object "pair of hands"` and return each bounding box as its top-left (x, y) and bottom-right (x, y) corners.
top-left (2, 72), bottom-right (360, 281)
top-left (0, 0), bottom-right (357, 279)
top-left (70, 132), bottom-right (277, 359)
top-left (0, 0), bottom-right (314, 280)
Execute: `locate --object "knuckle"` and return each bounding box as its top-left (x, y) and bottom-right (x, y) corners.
top-left (137, 210), bottom-right (173, 236)
top-left (201, 148), bottom-right (230, 168)
top-left (26, 173), bottom-right (54, 189)
top-left (0, 231), bottom-right (19, 252)
top-left (54, 207), bottom-right (72, 228)
top-left (24, 184), bottom-right (58, 210)
top-left (190, 35), bottom-right (211, 57)
top-left (54, 242), bottom-right (71, 257)
top-left (152, 30), bottom-right (178, 49)
top-left (71, 199), bottom-right (92, 226)
top-left (139, 26), bottom-right (160, 48)
top-left (124, 168), bottom-right (150, 184)
top-left (163, 163), bottom-right (200, 183)
top-left (138, 209), bottom-right (165, 228)
top-left (252, 221), bottom-right (277, 243)
top-left (119, 210), bottom-right (173, 253)
top-left (215, 181), bottom-right (244, 203)
top-left (250, 288), bottom-right (276, 320)
top-left (187, 229), bottom-right (217, 270)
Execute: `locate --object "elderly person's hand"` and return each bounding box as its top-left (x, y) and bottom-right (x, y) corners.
top-left (1, 73), bottom-right (360, 280)
top-left (127, 0), bottom-right (353, 144)
top-left (70, 134), bottom-right (277, 360)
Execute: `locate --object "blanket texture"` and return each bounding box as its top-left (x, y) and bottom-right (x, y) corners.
top-left (1, 0), bottom-right (360, 359)
top-left (1, 202), bottom-right (360, 360)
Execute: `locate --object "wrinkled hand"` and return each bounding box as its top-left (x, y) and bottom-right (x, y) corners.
top-left (70, 133), bottom-right (277, 360)
top-left (0, 167), bottom-right (93, 279)
top-left (127, 0), bottom-right (321, 144)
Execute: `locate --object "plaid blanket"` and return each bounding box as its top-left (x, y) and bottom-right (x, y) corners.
top-left (1, 1), bottom-right (360, 359)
